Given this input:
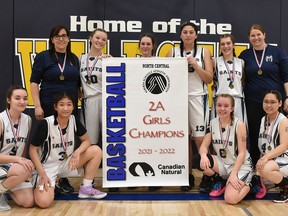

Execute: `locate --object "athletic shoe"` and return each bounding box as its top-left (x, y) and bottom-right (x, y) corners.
top-left (78, 185), bottom-right (107, 199)
top-left (273, 185), bottom-right (288, 203)
top-left (56, 178), bottom-right (74, 193)
top-left (0, 194), bottom-right (11, 212)
top-left (209, 180), bottom-right (226, 197)
top-left (199, 175), bottom-right (214, 193)
top-left (181, 174), bottom-right (195, 191)
top-left (148, 186), bottom-right (161, 192)
top-left (251, 175), bottom-right (266, 199)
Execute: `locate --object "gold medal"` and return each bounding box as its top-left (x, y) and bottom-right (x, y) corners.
top-left (222, 149), bottom-right (227, 157)
top-left (63, 152), bottom-right (68, 159)
top-left (87, 79), bottom-right (91, 84)
top-left (188, 64), bottom-right (195, 73)
top-left (267, 146), bottom-right (272, 151)
top-left (220, 148), bottom-right (227, 158)
top-left (229, 83), bottom-right (234, 89)
top-left (258, 69), bottom-right (263, 75)
top-left (59, 74), bottom-right (65, 80)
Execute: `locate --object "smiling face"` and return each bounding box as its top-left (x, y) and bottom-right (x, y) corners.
top-left (263, 93), bottom-right (282, 116)
top-left (54, 97), bottom-right (74, 118)
top-left (139, 36), bottom-right (154, 57)
top-left (219, 36), bottom-right (234, 58)
top-left (90, 30), bottom-right (107, 52)
top-left (215, 95), bottom-right (234, 120)
top-left (249, 28), bottom-right (266, 49)
top-left (7, 89), bottom-right (28, 113)
top-left (51, 28), bottom-right (70, 53)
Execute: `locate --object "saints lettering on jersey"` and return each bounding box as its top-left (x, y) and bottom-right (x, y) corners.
top-left (39, 115), bottom-right (77, 164)
top-left (0, 111), bottom-right (30, 157)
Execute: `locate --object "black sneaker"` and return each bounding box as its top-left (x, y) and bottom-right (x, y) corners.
top-left (148, 186), bottom-right (161, 192)
top-left (56, 178), bottom-right (74, 193)
top-left (250, 175), bottom-right (266, 199)
top-left (273, 185), bottom-right (288, 203)
top-left (199, 175), bottom-right (214, 193)
top-left (181, 174), bottom-right (195, 191)
top-left (54, 184), bottom-right (64, 194)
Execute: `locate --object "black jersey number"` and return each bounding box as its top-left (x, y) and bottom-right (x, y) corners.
top-left (196, 125), bottom-right (205, 132)
top-left (9, 146), bottom-right (18, 156)
top-left (59, 151), bottom-right (67, 161)
top-left (85, 75), bottom-right (98, 84)
top-left (261, 143), bottom-right (266, 154)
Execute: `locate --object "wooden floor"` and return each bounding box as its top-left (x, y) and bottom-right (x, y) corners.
top-left (1, 170), bottom-right (287, 216)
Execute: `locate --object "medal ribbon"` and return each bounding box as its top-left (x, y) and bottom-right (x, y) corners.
top-left (55, 52), bottom-right (67, 74)
top-left (252, 45), bottom-right (266, 71)
top-left (57, 119), bottom-right (67, 152)
top-left (86, 54), bottom-right (101, 81)
top-left (264, 112), bottom-right (280, 144)
top-left (223, 57), bottom-right (235, 83)
top-left (218, 118), bottom-right (231, 149)
top-left (6, 110), bottom-right (21, 145)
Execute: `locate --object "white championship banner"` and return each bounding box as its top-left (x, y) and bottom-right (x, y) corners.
top-left (102, 57), bottom-right (188, 188)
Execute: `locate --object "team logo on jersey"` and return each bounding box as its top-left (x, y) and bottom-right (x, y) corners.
top-left (266, 55), bottom-right (273, 62)
top-left (129, 162), bottom-right (155, 177)
top-left (142, 70), bottom-right (170, 94)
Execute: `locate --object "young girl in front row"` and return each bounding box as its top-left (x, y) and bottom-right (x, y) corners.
top-left (195, 94), bottom-right (253, 204)
top-left (30, 92), bottom-right (107, 209)
top-left (0, 86), bottom-right (34, 211)
top-left (256, 90), bottom-right (288, 203)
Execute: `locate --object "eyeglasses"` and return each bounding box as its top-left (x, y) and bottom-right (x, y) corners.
top-left (263, 100), bottom-right (278, 105)
top-left (54, 34), bottom-right (69, 40)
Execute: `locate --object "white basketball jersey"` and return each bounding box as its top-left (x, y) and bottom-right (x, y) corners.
top-left (80, 54), bottom-right (102, 98)
top-left (174, 46), bottom-right (207, 95)
top-left (210, 117), bottom-right (251, 165)
top-left (0, 110), bottom-right (30, 156)
top-left (258, 112), bottom-right (288, 157)
top-left (39, 115), bottom-right (77, 165)
top-left (213, 57), bottom-right (244, 97)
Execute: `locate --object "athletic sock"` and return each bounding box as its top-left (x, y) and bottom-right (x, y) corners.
top-left (82, 179), bottom-right (93, 186)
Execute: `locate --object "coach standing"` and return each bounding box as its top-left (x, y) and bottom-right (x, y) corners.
top-left (239, 24), bottom-right (288, 168)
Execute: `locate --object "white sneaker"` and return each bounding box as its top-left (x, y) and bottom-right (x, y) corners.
top-left (0, 194), bottom-right (11, 212)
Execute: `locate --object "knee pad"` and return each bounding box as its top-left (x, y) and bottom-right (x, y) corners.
top-left (193, 154), bottom-right (214, 171)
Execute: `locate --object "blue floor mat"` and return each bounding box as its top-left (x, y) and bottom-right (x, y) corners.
top-left (54, 192), bottom-right (278, 201)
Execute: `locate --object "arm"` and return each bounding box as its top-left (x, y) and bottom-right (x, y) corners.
top-left (188, 48), bottom-right (213, 84)
top-left (283, 83), bottom-right (288, 112)
top-left (258, 118), bottom-right (288, 164)
top-left (68, 133), bottom-right (91, 170)
top-left (22, 116), bottom-right (32, 158)
top-left (73, 133), bottom-right (91, 156)
top-left (29, 144), bottom-right (51, 190)
top-left (30, 82), bottom-right (44, 120)
top-left (211, 58), bottom-right (216, 91)
top-left (228, 121), bottom-right (247, 189)
top-left (241, 59), bottom-right (246, 85)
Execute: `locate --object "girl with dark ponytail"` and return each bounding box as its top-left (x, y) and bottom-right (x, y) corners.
top-left (166, 21), bottom-right (213, 191)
